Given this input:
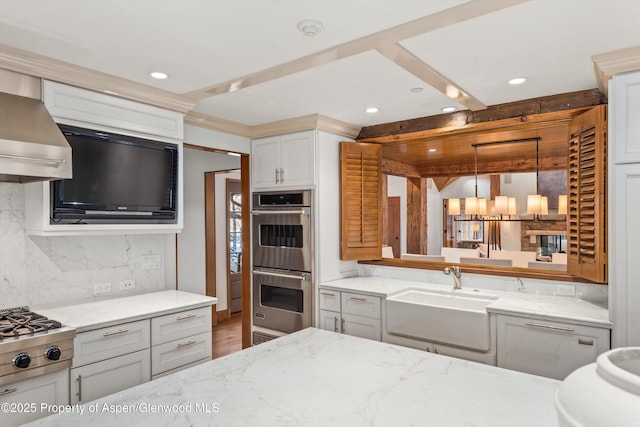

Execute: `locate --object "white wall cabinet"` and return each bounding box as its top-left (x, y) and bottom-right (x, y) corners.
top-left (611, 71), bottom-right (640, 164)
top-left (1, 369), bottom-right (69, 427)
top-left (318, 288), bottom-right (381, 341)
top-left (496, 314), bottom-right (610, 380)
top-left (251, 131), bottom-right (315, 189)
top-left (610, 70), bottom-right (640, 347)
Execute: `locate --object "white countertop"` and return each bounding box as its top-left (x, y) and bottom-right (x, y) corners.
top-left (320, 276), bottom-right (611, 328)
top-left (25, 328), bottom-right (560, 427)
top-left (35, 290), bottom-right (217, 332)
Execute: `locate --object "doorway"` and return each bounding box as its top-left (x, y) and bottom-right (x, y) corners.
top-left (226, 179), bottom-right (242, 315)
top-left (387, 196), bottom-right (400, 258)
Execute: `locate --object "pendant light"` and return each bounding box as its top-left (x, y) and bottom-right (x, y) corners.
top-left (465, 146), bottom-right (486, 216)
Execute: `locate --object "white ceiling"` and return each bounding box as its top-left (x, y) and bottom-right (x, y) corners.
top-left (0, 0), bottom-right (639, 128)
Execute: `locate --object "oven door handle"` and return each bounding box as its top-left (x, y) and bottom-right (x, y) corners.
top-left (253, 269), bottom-right (311, 281)
top-left (252, 208), bottom-right (310, 216)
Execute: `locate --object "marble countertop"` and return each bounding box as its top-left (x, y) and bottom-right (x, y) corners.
top-left (35, 290), bottom-right (217, 332)
top-left (320, 277), bottom-right (611, 328)
top-left (25, 328), bottom-right (560, 427)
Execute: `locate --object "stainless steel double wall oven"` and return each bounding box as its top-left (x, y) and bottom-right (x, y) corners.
top-left (252, 190), bottom-right (313, 338)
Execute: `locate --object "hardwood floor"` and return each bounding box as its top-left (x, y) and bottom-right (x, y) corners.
top-left (212, 313), bottom-right (242, 359)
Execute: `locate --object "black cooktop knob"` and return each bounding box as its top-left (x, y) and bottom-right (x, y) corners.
top-left (13, 352), bottom-right (31, 369)
top-left (44, 346), bottom-right (62, 361)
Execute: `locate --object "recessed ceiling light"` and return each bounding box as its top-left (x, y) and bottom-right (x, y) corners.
top-left (150, 71), bottom-right (168, 80)
top-left (365, 107), bottom-right (379, 114)
top-left (508, 77), bottom-right (527, 85)
top-left (428, 148), bottom-right (437, 152)
top-left (410, 87), bottom-right (424, 93)
top-left (441, 106), bottom-right (457, 113)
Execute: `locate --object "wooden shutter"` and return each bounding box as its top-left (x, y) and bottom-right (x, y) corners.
top-left (567, 105), bottom-right (607, 283)
top-left (340, 142), bottom-right (382, 260)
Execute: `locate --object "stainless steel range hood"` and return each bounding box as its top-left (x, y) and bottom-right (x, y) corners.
top-left (0, 91), bottom-right (72, 183)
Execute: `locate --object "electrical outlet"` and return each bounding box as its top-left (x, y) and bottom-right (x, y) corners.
top-left (119, 279), bottom-right (136, 291)
top-left (557, 284), bottom-right (576, 296)
top-left (94, 282), bottom-right (111, 294)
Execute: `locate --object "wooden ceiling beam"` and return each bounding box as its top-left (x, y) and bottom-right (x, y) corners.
top-left (415, 155), bottom-right (567, 178)
top-left (357, 89), bottom-right (605, 141)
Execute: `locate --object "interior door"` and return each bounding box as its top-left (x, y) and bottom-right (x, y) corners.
top-left (387, 196), bottom-right (400, 258)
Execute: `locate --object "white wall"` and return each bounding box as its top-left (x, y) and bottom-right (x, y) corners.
top-left (0, 183), bottom-right (167, 309)
top-left (316, 131), bottom-right (358, 283)
top-left (215, 172), bottom-right (241, 311)
top-left (177, 148), bottom-right (240, 297)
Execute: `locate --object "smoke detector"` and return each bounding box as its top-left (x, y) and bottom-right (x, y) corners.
top-left (297, 19), bottom-right (324, 37)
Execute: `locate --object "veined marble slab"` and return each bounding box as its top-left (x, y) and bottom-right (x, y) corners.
top-left (25, 328), bottom-right (560, 427)
top-left (34, 290), bottom-right (217, 332)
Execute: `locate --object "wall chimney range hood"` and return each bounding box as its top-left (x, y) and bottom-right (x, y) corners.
top-left (0, 91), bottom-right (72, 183)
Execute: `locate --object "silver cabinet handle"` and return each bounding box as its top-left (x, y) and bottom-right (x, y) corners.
top-left (349, 296), bottom-right (367, 302)
top-left (177, 340), bottom-right (198, 349)
top-left (0, 153), bottom-right (67, 167)
top-left (525, 322), bottom-right (575, 333)
top-left (103, 329), bottom-right (130, 337)
top-left (76, 375), bottom-right (82, 402)
top-left (334, 316), bottom-right (338, 333)
top-left (578, 338), bottom-right (594, 346)
top-left (275, 168), bottom-right (279, 184)
top-left (280, 168), bottom-right (284, 183)
top-left (176, 314), bottom-right (197, 321)
top-left (0, 387), bottom-right (18, 397)
top-left (320, 292), bottom-right (336, 297)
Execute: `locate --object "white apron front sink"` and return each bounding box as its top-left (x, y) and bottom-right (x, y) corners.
top-left (385, 289), bottom-right (496, 351)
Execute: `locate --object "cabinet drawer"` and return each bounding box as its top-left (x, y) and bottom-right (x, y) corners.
top-left (74, 319), bottom-right (150, 367)
top-left (341, 292), bottom-right (380, 319)
top-left (151, 332), bottom-right (212, 376)
top-left (152, 307), bottom-right (212, 346)
top-left (497, 315), bottom-right (610, 380)
top-left (318, 289), bottom-right (341, 312)
top-left (70, 349), bottom-right (150, 404)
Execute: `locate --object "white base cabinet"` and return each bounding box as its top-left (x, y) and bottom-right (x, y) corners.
top-left (69, 306), bottom-right (212, 404)
top-left (383, 330), bottom-right (496, 365)
top-left (496, 314), bottom-right (610, 380)
top-left (70, 349), bottom-right (150, 404)
top-left (1, 369), bottom-right (69, 427)
top-left (318, 289), bottom-right (381, 341)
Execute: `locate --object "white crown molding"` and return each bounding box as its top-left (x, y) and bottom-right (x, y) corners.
top-left (592, 45), bottom-right (640, 95)
top-left (0, 43), bottom-right (195, 113)
top-left (251, 114), bottom-right (361, 139)
top-left (184, 111), bottom-right (252, 138)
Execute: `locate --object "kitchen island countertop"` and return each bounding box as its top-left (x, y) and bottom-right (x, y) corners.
top-left (25, 328), bottom-right (560, 427)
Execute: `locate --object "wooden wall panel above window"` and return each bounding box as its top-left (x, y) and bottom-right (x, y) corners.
top-left (340, 142), bottom-right (382, 261)
top-left (567, 105), bottom-right (607, 283)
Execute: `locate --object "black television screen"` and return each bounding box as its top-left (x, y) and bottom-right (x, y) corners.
top-left (52, 124), bottom-right (178, 223)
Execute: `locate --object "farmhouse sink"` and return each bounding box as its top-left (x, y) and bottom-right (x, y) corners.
top-left (386, 289), bottom-right (497, 351)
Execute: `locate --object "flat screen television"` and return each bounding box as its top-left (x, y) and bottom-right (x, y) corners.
top-left (51, 124), bottom-right (178, 224)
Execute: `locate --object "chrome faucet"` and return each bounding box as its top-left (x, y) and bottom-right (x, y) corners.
top-left (443, 266), bottom-right (462, 289)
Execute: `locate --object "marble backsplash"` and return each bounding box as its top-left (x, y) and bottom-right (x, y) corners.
top-left (0, 182), bottom-right (168, 309)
